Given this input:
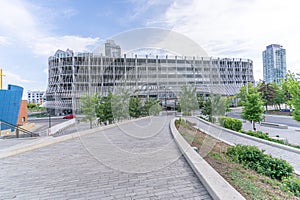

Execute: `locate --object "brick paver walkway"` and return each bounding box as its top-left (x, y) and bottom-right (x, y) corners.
top-left (0, 116), bottom-right (211, 200)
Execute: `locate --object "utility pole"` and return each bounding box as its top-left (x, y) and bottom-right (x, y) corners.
top-left (48, 113), bottom-right (51, 128)
top-left (0, 68), bottom-right (6, 89)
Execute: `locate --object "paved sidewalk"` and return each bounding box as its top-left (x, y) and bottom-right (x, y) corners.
top-left (242, 121), bottom-right (300, 146)
top-left (0, 116), bottom-right (211, 200)
top-left (0, 122), bottom-right (90, 152)
top-left (187, 117), bottom-right (300, 175)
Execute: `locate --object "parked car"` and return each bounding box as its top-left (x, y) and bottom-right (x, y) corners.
top-left (63, 114), bottom-right (76, 119)
top-left (280, 109), bottom-right (291, 112)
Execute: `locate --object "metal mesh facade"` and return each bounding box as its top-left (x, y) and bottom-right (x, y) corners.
top-left (46, 49), bottom-right (254, 114)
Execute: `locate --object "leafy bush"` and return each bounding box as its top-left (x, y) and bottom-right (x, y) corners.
top-left (243, 130), bottom-right (270, 140)
top-left (226, 145), bottom-right (263, 164)
top-left (219, 116), bottom-right (242, 132)
top-left (175, 119), bottom-right (181, 129)
top-left (289, 144), bottom-right (300, 149)
top-left (175, 119), bottom-right (192, 130)
top-left (208, 116), bottom-right (216, 123)
top-left (282, 178), bottom-right (300, 196)
top-left (240, 130), bottom-right (285, 145)
top-left (226, 144), bottom-right (294, 180)
top-left (218, 116), bottom-right (226, 126)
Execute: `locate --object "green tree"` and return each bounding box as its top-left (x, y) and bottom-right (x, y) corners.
top-left (80, 93), bottom-right (98, 129)
top-left (111, 88), bottom-right (130, 121)
top-left (211, 95), bottom-right (227, 116)
top-left (241, 93), bottom-right (264, 130)
top-left (202, 94), bottom-right (228, 121)
top-left (271, 81), bottom-right (287, 110)
top-left (235, 82), bottom-right (257, 106)
top-left (129, 97), bottom-right (141, 118)
top-left (202, 97), bottom-right (212, 116)
top-left (225, 96), bottom-right (231, 112)
top-left (258, 81), bottom-right (276, 111)
top-left (197, 94), bottom-right (205, 109)
top-left (96, 92), bottom-right (114, 125)
top-left (144, 98), bottom-right (162, 116)
top-left (283, 72), bottom-right (300, 122)
top-left (27, 103), bottom-right (45, 112)
top-left (179, 85), bottom-right (198, 116)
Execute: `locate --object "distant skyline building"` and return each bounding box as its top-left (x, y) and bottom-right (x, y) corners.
top-left (27, 90), bottom-right (45, 104)
top-left (105, 40), bottom-right (121, 58)
top-left (262, 44), bottom-right (286, 83)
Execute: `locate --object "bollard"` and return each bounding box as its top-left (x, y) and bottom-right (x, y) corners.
top-left (16, 125), bottom-right (19, 138)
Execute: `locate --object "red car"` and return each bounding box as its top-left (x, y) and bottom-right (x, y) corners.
top-left (63, 114), bottom-right (76, 119)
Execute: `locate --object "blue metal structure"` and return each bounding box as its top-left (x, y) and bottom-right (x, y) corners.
top-left (0, 84), bottom-right (23, 130)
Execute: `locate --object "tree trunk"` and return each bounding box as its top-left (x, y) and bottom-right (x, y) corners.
top-left (265, 104), bottom-right (268, 111)
top-left (90, 120), bottom-right (92, 129)
top-left (252, 120), bottom-right (256, 131)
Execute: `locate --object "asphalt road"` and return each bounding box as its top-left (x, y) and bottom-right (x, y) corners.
top-left (28, 117), bottom-right (70, 132)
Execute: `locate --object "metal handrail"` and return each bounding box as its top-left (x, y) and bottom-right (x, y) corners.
top-left (0, 119), bottom-right (39, 138)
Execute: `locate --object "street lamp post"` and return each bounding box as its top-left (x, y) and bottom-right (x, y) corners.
top-left (165, 86), bottom-right (167, 112)
top-left (48, 113), bottom-right (51, 128)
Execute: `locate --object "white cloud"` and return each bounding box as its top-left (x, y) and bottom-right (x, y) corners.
top-left (2, 71), bottom-right (31, 87)
top-left (62, 8), bottom-right (78, 18)
top-left (0, 36), bottom-right (10, 46)
top-left (0, 0), bottom-right (99, 56)
top-left (33, 35), bottom-right (100, 56)
top-left (43, 68), bottom-right (48, 75)
top-left (159, 0), bottom-right (300, 80)
top-left (128, 0), bottom-right (173, 21)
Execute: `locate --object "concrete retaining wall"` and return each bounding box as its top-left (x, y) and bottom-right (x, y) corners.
top-left (170, 118), bottom-right (245, 200)
top-left (48, 118), bottom-right (76, 136)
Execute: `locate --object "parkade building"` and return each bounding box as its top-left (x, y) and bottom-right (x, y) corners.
top-left (46, 48), bottom-right (254, 115)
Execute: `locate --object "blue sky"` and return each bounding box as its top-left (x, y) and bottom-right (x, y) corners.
top-left (0, 0), bottom-right (299, 99)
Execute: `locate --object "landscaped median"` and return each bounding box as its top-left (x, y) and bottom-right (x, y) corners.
top-left (170, 118), bottom-right (245, 200)
top-left (172, 118), bottom-right (300, 199)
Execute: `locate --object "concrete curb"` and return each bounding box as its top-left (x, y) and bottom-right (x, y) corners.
top-left (260, 122), bottom-right (288, 129)
top-left (170, 118), bottom-right (245, 200)
top-left (0, 117), bottom-right (149, 159)
top-left (48, 118), bottom-right (76, 135)
top-left (192, 125), bottom-right (236, 147)
top-left (194, 117), bottom-right (300, 155)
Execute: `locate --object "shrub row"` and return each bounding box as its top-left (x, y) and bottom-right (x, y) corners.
top-left (226, 144), bottom-right (294, 181)
top-left (240, 130), bottom-right (285, 145)
top-left (219, 116), bottom-right (242, 132)
top-left (282, 178), bottom-right (300, 196)
top-left (175, 119), bottom-right (193, 130)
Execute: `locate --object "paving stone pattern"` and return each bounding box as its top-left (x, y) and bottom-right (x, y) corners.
top-left (0, 116), bottom-right (211, 200)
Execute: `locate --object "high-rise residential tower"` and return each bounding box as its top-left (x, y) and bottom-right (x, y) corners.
top-left (262, 44), bottom-right (286, 83)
